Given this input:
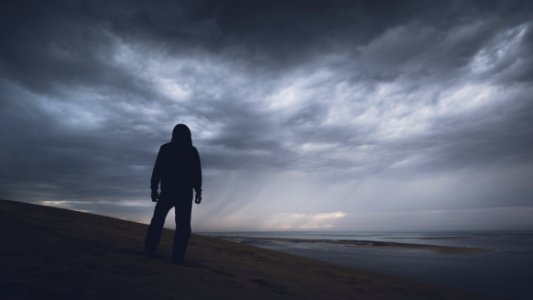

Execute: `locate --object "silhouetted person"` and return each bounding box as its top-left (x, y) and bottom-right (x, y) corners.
top-left (143, 124), bottom-right (202, 263)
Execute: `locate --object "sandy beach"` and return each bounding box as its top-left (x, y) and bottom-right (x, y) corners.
top-left (0, 199), bottom-right (486, 299)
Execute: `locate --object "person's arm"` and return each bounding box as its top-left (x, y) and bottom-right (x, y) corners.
top-left (193, 147), bottom-right (202, 204)
top-left (150, 146), bottom-right (163, 202)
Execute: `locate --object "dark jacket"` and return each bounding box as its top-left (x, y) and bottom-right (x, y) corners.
top-left (150, 143), bottom-right (202, 195)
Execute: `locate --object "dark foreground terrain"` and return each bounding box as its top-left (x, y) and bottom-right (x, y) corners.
top-left (0, 199), bottom-right (484, 299)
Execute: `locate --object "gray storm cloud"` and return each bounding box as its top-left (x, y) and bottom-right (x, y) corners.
top-left (1, 0), bottom-right (532, 231)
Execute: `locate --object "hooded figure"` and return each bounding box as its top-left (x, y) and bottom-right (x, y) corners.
top-left (144, 124), bottom-right (202, 263)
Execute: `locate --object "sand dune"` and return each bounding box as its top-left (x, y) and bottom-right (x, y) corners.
top-left (0, 199), bottom-right (486, 299)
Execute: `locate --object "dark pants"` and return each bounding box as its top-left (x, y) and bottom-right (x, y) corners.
top-left (144, 190), bottom-right (193, 260)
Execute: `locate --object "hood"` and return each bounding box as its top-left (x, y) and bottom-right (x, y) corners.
top-left (171, 124), bottom-right (193, 147)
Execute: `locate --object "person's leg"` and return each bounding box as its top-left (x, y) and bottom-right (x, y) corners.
top-left (172, 191), bottom-right (193, 262)
top-left (144, 200), bottom-right (173, 255)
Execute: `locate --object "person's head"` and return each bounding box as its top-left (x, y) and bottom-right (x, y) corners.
top-left (171, 124), bottom-right (192, 147)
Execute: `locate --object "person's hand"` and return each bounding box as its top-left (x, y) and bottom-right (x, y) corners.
top-left (151, 191), bottom-right (159, 203)
top-left (194, 190), bottom-right (202, 204)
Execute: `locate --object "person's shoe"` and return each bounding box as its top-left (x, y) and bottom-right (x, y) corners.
top-left (142, 250), bottom-right (156, 257)
top-left (171, 257), bottom-right (185, 264)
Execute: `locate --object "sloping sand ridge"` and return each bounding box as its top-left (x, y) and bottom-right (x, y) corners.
top-left (0, 199), bottom-right (486, 299)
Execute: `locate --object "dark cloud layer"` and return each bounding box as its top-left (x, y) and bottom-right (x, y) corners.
top-left (1, 0), bottom-right (532, 230)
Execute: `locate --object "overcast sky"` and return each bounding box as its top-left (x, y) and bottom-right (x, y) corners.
top-left (1, 0), bottom-right (532, 231)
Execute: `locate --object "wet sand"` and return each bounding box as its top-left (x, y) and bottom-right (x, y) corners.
top-left (0, 199), bottom-right (488, 299)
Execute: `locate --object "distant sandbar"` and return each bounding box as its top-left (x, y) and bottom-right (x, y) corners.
top-left (224, 237), bottom-right (492, 254)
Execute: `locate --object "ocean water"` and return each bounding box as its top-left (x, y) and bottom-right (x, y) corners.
top-left (200, 231), bottom-right (533, 300)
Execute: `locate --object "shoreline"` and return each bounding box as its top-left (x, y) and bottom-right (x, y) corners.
top-left (217, 236), bottom-right (493, 254)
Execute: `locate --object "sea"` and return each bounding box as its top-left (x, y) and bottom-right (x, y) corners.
top-left (200, 231), bottom-right (533, 300)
